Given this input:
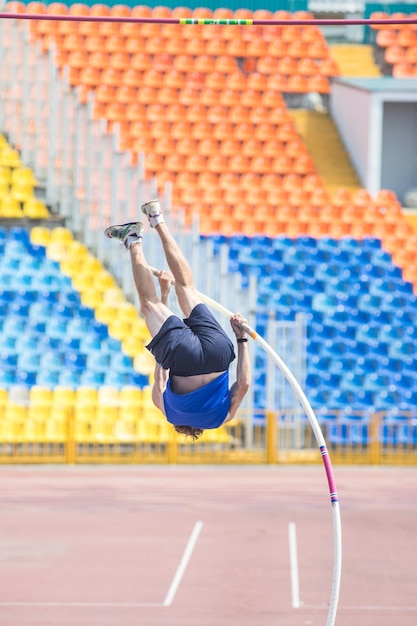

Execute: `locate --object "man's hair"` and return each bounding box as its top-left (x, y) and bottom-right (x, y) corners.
top-left (174, 425), bottom-right (204, 441)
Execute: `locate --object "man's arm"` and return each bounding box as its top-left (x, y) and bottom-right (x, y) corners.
top-left (224, 313), bottom-right (251, 423)
top-left (152, 363), bottom-right (168, 414)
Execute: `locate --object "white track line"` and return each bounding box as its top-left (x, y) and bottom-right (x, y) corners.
top-left (288, 522), bottom-right (301, 609)
top-left (304, 604), bottom-right (417, 611)
top-left (163, 520), bottom-right (203, 607)
top-left (0, 602), bottom-right (162, 607)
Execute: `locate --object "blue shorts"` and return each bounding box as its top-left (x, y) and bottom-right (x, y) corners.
top-left (146, 303), bottom-right (236, 376)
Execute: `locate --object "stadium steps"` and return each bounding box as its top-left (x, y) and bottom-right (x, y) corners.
top-left (289, 109), bottom-right (361, 192)
top-left (329, 44), bottom-right (382, 78)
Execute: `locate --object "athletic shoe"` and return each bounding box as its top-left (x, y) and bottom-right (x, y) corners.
top-left (104, 222), bottom-right (143, 249)
top-left (141, 199), bottom-right (165, 228)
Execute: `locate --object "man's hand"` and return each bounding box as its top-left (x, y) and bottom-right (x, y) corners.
top-left (230, 313), bottom-right (248, 340)
top-left (158, 270), bottom-right (173, 305)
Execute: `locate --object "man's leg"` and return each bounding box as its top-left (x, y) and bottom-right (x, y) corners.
top-left (141, 201), bottom-right (201, 317)
top-left (129, 242), bottom-right (172, 337)
top-left (104, 221), bottom-right (172, 337)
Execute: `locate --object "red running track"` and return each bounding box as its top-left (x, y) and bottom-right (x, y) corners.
top-left (0, 465), bottom-right (416, 626)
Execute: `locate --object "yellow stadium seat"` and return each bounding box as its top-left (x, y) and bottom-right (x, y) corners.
top-left (120, 386), bottom-right (143, 407)
top-left (23, 198), bottom-right (50, 219)
top-left (11, 166), bottom-right (37, 186)
top-left (98, 386), bottom-right (120, 406)
top-left (52, 386), bottom-right (76, 408)
top-left (50, 226), bottom-right (74, 243)
top-left (0, 180), bottom-right (10, 198)
top-left (10, 181), bottom-right (34, 202)
top-left (0, 196), bottom-right (23, 218)
top-left (0, 166), bottom-right (11, 184)
top-left (102, 287), bottom-right (126, 305)
top-left (0, 147), bottom-right (21, 168)
top-left (30, 225), bottom-right (51, 246)
top-left (29, 386), bottom-right (53, 407)
top-left (75, 387), bottom-right (98, 407)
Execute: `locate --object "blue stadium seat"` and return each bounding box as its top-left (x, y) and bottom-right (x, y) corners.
top-left (103, 371), bottom-right (130, 387)
top-left (58, 368), bottom-right (81, 388)
top-left (61, 336), bottom-right (81, 351)
top-left (340, 372), bottom-right (364, 392)
top-left (388, 339), bottom-right (415, 359)
top-left (111, 353), bottom-right (134, 373)
top-left (132, 372), bottom-right (148, 387)
top-left (79, 370), bottom-right (105, 387)
top-left (308, 355), bottom-right (332, 373)
top-left (66, 318), bottom-right (91, 338)
top-left (45, 318), bottom-right (67, 339)
top-left (64, 351), bottom-right (87, 371)
top-left (86, 353), bottom-right (111, 372)
top-left (55, 303), bottom-right (74, 320)
top-left (29, 301), bottom-right (54, 322)
top-left (17, 351), bottom-right (40, 372)
top-left (373, 389), bottom-right (402, 410)
top-left (16, 370), bottom-right (37, 386)
top-left (36, 369), bottom-right (60, 388)
top-left (316, 237), bottom-right (338, 253)
top-left (328, 357), bottom-right (356, 374)
top-left (39, 351), bottom-right (64, 371)
top-left (364, 372), bottom-right (391, 391)
top-left (3, 317), bottom-right (27, 337)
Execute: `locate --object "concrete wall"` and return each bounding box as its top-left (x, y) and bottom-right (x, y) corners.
top-left (330, 81), bottom-right (372, 188)
top-left (381, 102), bottom-right (417, 204)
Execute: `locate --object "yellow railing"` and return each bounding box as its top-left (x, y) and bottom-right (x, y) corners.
top-left (0, 405), bottom-right (416, 465)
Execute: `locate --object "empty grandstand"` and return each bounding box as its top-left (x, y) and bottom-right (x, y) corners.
top-left (0, 1), bottom-right (416, 465)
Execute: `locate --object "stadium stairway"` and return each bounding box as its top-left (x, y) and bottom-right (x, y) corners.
top-left (289, 109), bottom-right (362, 192)
top-left (329, 44), bottom-right (382, 78)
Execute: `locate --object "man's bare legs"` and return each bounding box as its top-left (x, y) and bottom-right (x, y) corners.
top-left (153, 223), bottom-right (202, 317)
top-left (129, 242), bottom-right (172, 337)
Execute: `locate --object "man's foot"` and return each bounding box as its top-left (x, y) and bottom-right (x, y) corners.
top-left (104, 222), bottom-right (144, 249)
top-left (141, 199), bottom-right (165, 228)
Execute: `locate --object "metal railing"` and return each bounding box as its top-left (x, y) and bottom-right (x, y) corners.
top-left (0, 407), bottom-right (416, 465)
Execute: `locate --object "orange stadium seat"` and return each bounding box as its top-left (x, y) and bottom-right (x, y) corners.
top-left (376, 29), bottom-right (397, 47)
top-left (287, 40), bottom-right (309, 59)
top-left (214, 56), bottom-right (239, 73)
top-left (193, 55), bottom-right (215, 74)
top-left (385, 45), bottom-right (407, 64)
top-left (111, 4), bottom-right (130, 17)
top-left (306, 39), bottom-right (329, 59)
top-left (267, 74), bottom-right (288, 91)
top-left (219, 89), bottom-right (241, 107)
top-left (273, 154), bottom-right (293, 174)
top-left (99, 20), bottom-right (121, 37)
top-left (369, 11), bottom-right (388, 30)
top-left (393, 63), bottom-right (415, 78)
top-left (257, 55), bottom-right (279, 75)
top-left (241, 90), bottom-right (262, 108)
top-left (297, 58), bottom-right (319, 75)
top-left (90, 4), bottom-right (111, 17)
top-left (263, 138), bottom-right (284, 157)
top-left (125, 102), bottom-right (147, 122)
top-left (227, 106), bottom-right (248, 124)
top-left (407, 46), bottom-right (417, 62)
top-left (396, 28), bottom-right (417, 46)
top-left (165, 69), bottom-right (187, 89)
top-left (267, 39), bottom-right (288, 58)
top-left (320, 57), bottom-right (340, 76)
top-left (308, 74), bottom-right (331, 93)
top-left (287, 74), bottom-right (310, 93)
top-left (131, 52), bottom-right (152, 71)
